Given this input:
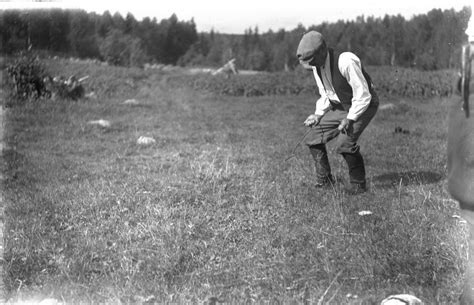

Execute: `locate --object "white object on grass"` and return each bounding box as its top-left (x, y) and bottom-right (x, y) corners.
top-left (88, 119), bottom-right (111, 128)
top-left (381, 294), bottom-right (423, 305)
top-left (123, 99), bottom-right (140, 105)
top-left (137, 136), bottom-right (156, 145)
top-left (85, 91), bottom-right (96, 99)
top-left (379, 103), bottom-right (396, 111)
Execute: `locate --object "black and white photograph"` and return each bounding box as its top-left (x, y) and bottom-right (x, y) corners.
top-left (0, 0), bottom-right (473, 303)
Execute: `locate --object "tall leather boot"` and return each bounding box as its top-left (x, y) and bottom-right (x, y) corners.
top-left (341, 151), bottom-right (367, 194)
top-left (309, 144), bottom-right (335, 187)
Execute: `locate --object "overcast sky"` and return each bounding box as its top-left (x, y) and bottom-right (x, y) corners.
top-left (1, 0), bottom-right (471, 34)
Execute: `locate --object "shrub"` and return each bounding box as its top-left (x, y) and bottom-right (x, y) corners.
top-left (5, 52), bottom-right (51, 103)
top-left (166, 71), bottom-right (317, 97)
top-left (166, 66), bottom-right (455, 99)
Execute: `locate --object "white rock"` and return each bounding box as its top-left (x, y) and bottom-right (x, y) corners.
top-left (85, 91), bottom-right (96, 99)
top-left (379, 103), bottom-right (396, 110)
top-left (123, 99), bottom-right (140, 105)
top-left (381, 294), bottom-right (423, 305)
top-left (88, 119), bottom-right (111, 128)
top-left (137, 136), bottom-right (156, 145)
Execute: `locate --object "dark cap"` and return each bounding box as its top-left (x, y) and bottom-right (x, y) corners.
top-left (296, 31), bottom-right (325, 63)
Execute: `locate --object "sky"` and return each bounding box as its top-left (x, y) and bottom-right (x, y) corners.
top-left (0, 0), bottom-right (472, 34)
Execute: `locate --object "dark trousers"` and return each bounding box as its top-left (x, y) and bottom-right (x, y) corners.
top-left (307, 93), bottom-right (379, 184)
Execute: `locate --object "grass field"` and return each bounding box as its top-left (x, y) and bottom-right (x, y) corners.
top-left (2, 59), bottom-right (468, 304)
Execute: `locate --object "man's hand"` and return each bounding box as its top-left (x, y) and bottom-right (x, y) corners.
top-left (338, 118), bottom-right (354, 134)
top-left (304, 114), bottom-right (322, 127)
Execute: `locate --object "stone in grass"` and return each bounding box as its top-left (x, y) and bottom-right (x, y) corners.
top-left (122, 98), bottom-right (140, 105)
top-left (137, 136), bottom-right (156, 145)
top-left (379, 103), bottom-right (396, 111)
top-left (85, 91), bottom-right (97, 99)
top-left (88, 119), bottom-right (111, 128)
top-left (381, 294), bottom-right (423, 305)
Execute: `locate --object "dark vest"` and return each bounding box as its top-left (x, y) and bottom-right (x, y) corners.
top-left (316, 48), bottom-right (374, 109)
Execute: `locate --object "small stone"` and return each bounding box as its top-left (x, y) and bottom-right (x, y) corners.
top-left (137, 136), bottom-right (156, 145)
top-left (381, 294), bottom-right (423, 305)
top-left (379, 103), bottom-right (396, 110)
top-left (123, 99), bottom-right (140, 105)
top-left (88, 119), bottom-right (111, 128)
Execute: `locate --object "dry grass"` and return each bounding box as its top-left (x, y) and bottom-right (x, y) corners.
top-left (2, 59), bottom-right (468, 303)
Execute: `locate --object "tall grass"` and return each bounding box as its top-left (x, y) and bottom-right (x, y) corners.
top-left (2, 59), bottom-right (467, 303)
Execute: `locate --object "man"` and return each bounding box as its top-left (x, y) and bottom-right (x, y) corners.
top-left (449, 34), bottom-right (474, 304)
top-left (296, 31), bottom-right (379, 194)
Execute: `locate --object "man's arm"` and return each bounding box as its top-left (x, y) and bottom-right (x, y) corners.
top-left (311, 66), bottom-right (332, 116)
top-left (338, 53), bottom-right (372, 121)
top-left (304, 66), bottom-right (333, 127)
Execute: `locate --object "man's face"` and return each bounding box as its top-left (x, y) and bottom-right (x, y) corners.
top-left (300, 43), bottom-right (328, 68)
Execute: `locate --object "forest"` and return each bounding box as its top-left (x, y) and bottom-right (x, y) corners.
top-left (0, 6), bottom-right (472, 71)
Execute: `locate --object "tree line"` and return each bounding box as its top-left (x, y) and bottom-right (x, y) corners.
top-left (0, 6), bottom-right (472, 71)
top-left (0, 9), bottom-right (198, 67)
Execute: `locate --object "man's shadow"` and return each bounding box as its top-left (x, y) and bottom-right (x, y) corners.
top-left (372, 171), bottom-right (443, 188)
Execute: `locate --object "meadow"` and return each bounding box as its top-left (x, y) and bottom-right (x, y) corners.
top-left (2, 58), bottom-right (468, 303)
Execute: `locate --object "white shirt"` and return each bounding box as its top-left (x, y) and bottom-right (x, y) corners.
top-left (311, 52), bottom-right (372, 121)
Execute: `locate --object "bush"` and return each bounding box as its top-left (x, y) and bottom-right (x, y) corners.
top-left (5, 52), bottom-right (51, 103)
top-left (166, 66), bottom-right (455, 99)
top-left (368, 66), bottom-right (455, 98)
top-left (166, 71), bottom-right (317, 97)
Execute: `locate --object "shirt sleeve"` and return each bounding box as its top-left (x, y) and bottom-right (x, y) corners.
top-left (311, 67), bottom-right (332, 116)
top-left (338, 53), bottom-right (372, 121)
